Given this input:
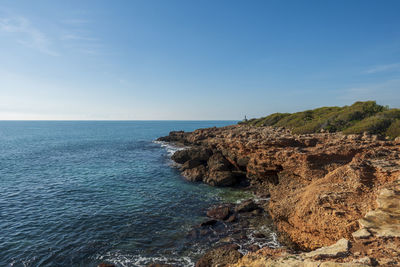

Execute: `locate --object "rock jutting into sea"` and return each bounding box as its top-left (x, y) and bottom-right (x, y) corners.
top-left (157, 124), bottom-right (400, 266)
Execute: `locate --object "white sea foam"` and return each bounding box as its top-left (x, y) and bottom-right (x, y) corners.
top-left (97, 251), bottom-right (195, 267)
top-left (237, 230), bottom-right (281, 255)
top-left (253, 197), bottom-right (271, 203)
top-left (153, 140), bottom-right (187, 157)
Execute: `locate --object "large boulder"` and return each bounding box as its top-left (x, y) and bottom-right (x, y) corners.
top-left (207, 153), bottom-right (232, 171)
top-left (180, 159), bottom-right (203, 170)
top-left (182, 165), bottom-right (206, 182)
top-left (206, 205), bottom-right (230, 220)
top-left (157, 130), bottom-right (189, 144)
top-left (172, 148), bottom-right (212, 164)
top-left (190, 148), bottom-right (213, 162)
top-left (204, 171), bottom-right (238, 186)
top-left (195, 244), bottom-right (242, 267)
top-left (235, 199), bottom-right (258, 213)
top-left (171, 149), bottom-right (191, 164)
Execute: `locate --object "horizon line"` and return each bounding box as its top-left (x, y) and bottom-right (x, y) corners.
top-left (0, 119), bottom-right (240, 122)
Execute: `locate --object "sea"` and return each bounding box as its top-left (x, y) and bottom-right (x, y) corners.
top-left (0, 120), bottom-right (257, 267)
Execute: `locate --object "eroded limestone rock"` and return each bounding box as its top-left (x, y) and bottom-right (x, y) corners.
top-left (359, 180), bottom-right (400, 237)
top-left (195, 244), bottom-right (242, 267)
top-left (159, 125), bottom-right (400, 253)
top-left (351, 228), bottom-right (371, 239)
top-left (305, 238), bottom-right (349, 258)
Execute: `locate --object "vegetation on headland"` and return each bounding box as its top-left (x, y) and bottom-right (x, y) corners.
top-left (239, 101), bottom-right (400, 138)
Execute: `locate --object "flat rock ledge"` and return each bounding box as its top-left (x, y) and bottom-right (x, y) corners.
top-left (305, 238), bottom-right (350, 259)
top-left (359, 179), bottom-right (400, 237)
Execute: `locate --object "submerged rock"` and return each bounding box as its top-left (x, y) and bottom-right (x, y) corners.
top-left (235, 199), bottom-right (257, 213)
top-left (200, 219), bottom-right (218, 226)
top-left (206, 205), bottom-right (230, 220)
top-left (225, 213), bottom-right (236, 222)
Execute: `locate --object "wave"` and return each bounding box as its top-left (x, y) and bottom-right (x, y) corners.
top-left (153, 140), bottom-right (187, 157)
top-left (96, 251), bottom-right (195, 267)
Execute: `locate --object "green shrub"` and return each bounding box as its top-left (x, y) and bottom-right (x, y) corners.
top-left (386, 120), bottom-right (400, 139)
top-left (239, 101), bottom-right (399, 137)
top-left (380, 109), bottom-right (400, 120)
top-left (255, 113), bottom-right (290, 126)
top-left (343, 116), bottom-right (392, 135)
top-left (292, 120), bottom-right (322, 134)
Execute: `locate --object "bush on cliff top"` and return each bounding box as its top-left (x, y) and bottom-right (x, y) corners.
top-left (239, 101), bottom-right (400, 138)
top-left (386, 120), bottom-right (400, 139)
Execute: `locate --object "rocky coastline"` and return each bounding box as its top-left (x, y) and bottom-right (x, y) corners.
top-left (155, 124), bottom-right (400, 266)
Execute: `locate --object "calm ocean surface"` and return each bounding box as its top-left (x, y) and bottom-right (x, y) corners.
top-left (0, 121), bottom-right (245, 267)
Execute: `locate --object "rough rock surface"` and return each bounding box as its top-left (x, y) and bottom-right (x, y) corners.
top-left (305, 238), bottom-right (349, 258)
top-left (158, 125), bottom-right (400, 265)
top-left (229, 246), bottom-right (369, 267)
top-left (195, 244), bottom-right (242, 267)
top-left (206, 205), bottom-right (230, 220)
top-left (352, 228), bottom-right (371, 239)
top-left (234, 199), bottom-right (257, 213)
top-left (359, 179), bottom-right (400, 237)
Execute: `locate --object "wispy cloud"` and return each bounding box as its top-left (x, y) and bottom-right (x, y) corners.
top-left (59, 18), bottom-right (102, 55)
top-left (0, 16), bottom-right (58, 56)
top-left (62, 39), bottom-right (103, 55)
top-left (60, 33), bottom-right (98, 41)
top-left (61, 18), bottom-right (90, 25)
top-left (0, 12), bottom-right (102, 56)
top-left (364, 63), bottom-right (400, 74)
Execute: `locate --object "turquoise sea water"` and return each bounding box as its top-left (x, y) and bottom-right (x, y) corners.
top-left (0, 121), bottom-right (243, 267)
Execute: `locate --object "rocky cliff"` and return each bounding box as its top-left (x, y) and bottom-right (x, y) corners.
top-left (157, 125), bottom-right (400, 266)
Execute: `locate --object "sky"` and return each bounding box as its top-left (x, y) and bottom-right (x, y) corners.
top-left (0, 0), bottom-right (399, 120)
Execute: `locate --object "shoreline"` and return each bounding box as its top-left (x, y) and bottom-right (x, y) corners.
top-left (155, 139), bottom-right (282, 258)
top-left (152, 124), bottom-right (400, 266)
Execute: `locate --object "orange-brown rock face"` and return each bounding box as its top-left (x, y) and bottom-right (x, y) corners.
top-left (158, 125), bottom-right (400, 251)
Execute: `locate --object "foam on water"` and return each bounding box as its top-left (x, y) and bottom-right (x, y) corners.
top-left (97, 251), bottom-right (196, 267)
top-left (153, 140), bottom-right (187, 157)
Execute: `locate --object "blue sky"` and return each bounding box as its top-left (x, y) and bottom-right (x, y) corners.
top-left (0, 0), bottom-right (399, 120)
